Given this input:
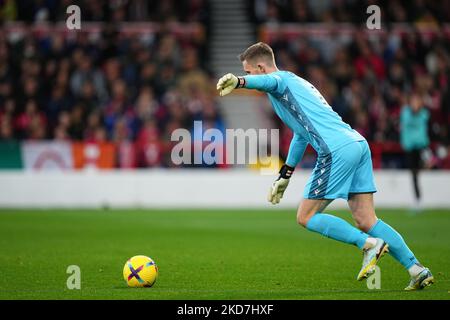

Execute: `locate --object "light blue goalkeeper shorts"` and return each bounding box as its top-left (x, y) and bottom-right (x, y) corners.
top-left (304, 140), bottom-right (377, 200)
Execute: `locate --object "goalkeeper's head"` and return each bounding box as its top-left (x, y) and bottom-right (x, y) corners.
top-left (239, 42), bottom-right (278, 75)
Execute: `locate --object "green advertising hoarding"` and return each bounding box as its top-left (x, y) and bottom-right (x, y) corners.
top-left (0, 141), bottom-right (23, 169)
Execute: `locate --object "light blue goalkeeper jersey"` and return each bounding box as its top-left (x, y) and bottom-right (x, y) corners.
top-left (243, 70), bottom-right (365, 167)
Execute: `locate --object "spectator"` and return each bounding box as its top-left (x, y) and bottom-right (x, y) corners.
top-left (400, 94), bottom-right (430, 210)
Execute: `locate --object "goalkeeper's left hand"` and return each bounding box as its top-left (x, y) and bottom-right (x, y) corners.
top-left (216, 73), bottom-right (244, 96)
top-left (268, 164), bottom-right (295, 205)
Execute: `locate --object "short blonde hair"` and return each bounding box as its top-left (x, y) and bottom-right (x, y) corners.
top-left (239, 42), bottom-right (275, 66)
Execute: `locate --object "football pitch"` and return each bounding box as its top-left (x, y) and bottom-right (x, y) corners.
top-left (0, 208), bottom-right (449, 300)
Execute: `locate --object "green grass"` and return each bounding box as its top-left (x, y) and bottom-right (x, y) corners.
top-left (0, 208), bottom-right (449, 300)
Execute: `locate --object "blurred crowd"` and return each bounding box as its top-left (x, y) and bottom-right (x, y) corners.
top-left (251, 1), bottom-right (450, 168)
top-left (0, 0), bottom-right (210, 24)
top-left (1, 0), bottom-right (450, 169)
top-left (270, 30), bottom-right (449, 162)
top-left (249, 0), bottom-right (450, 25)
top-left (0, 1), bottom-right (222, 168)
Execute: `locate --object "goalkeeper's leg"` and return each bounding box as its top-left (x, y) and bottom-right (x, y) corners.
top-left (297, 142), bottom-right (379, 251)
top-left (297, 199), bottom-right (378, 251)
top-left (348, 193), bottom-right (434, 289)
top-left (297, 198), bottom-right (387, 280)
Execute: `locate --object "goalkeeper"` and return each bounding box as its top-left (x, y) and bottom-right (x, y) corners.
top-left (216, 42), bottom-right (433, 290)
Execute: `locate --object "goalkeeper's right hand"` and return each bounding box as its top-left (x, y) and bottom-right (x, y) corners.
top-left (268, 164), bottom-right (295, 205)
top-left (216, 73), bottom-right (244, 96)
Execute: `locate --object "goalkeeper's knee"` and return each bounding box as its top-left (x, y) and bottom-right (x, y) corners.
top-left (296, 207), bottom-right (317, 227)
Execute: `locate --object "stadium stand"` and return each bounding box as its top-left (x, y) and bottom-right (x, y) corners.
top-left (0, 0), bottom-right (221, 168)
top-left (249, 0), bottom-right (450, 169)
top-left (0, 0), bottom-right (449, 169)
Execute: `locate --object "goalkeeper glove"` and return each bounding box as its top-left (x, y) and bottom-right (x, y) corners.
top-left (268, 164), bottom-right (295, 205)
top-left (216, 73), bottom-right (245, 96)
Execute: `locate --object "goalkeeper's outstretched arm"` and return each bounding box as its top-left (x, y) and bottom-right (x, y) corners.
top-left (216, 73), bottom-right (284, 96)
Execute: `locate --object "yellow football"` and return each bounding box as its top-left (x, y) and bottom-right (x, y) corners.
top-left (123, 255), bottom-right (158, 287)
